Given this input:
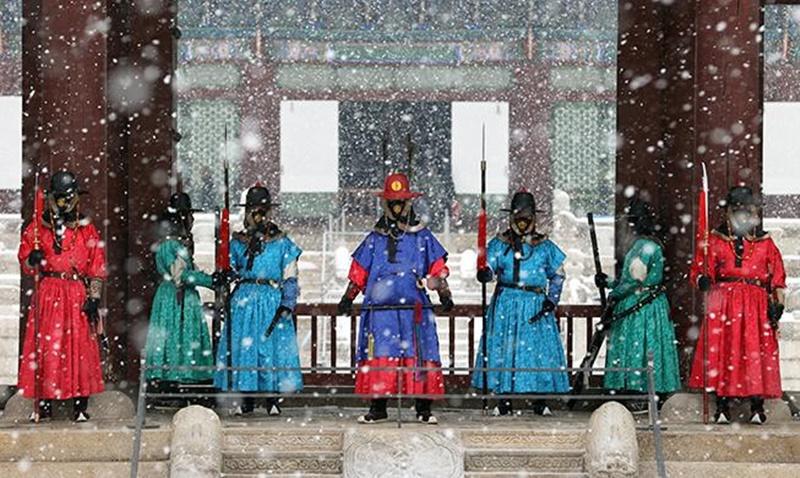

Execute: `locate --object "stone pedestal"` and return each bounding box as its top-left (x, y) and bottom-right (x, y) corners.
top-left (0, 389), bottom-right (134, 423)
top-left (170, 405), bottom-right (222, 478)
top-left (343, 429), bottom-right (463, 478)
top-left (585, 401), bottom-right (638, 478)
top-left (661, 392), bottom-right (793, 424)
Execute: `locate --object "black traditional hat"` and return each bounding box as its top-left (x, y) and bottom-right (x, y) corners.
top-left (721, 186), bottom-right (760, 209)
top-left (500, 191), bottom-right (544, 215)
top-left (624, 196), bottom-right (658, 235)
top-left (238, 185), bottom-right (279, 208)
top-left (167, 192), bottom-right (203, 214)
top-left (624, 196), bottom-right (655, 219)
top-left (48, 170), bottom-right (87, 196)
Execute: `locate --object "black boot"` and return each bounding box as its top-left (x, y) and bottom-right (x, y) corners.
top-left (714, 396), bottom-right (731, 425)
top-left (30, 399), bottom-right (53, 423)
top-left (415, 399), bottom-right (438, 425)
top-left (750, 397), bottom-right (766, 425)
top-left (73, 397), bottom-right (90, 422)
top-left (267, 397), bottom-right (282, 417)
top-left (234, 396), bottom-right (256, 416)
top-left (358, 399), bottom-right (388, 424)
top-left (493, 399), bottom-right (513, 417)
top-left (533, 399), bottom-right (552, 416)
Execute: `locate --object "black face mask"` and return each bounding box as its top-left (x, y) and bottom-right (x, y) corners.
top-left (49, 193), bottom-right (79, 225)
top-left (511, 213), bottom-right (534, 236)
top-left (247, 208), bottom-right (269, 232)
top-left (386, 200), bottom-right (409, 221)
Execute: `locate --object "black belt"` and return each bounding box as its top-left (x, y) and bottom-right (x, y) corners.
top-left (717, 277), bottom-right (767, 289)
top-left (42, 271), bottom-right (84, 282)
top-left (239, 278), bottom-right (280, 288)
top-left (498, 282), bottom-right (545, 294)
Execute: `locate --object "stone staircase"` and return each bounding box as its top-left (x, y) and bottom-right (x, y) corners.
top-left (462, 429), bottom-right (588, 477)
top-left (222, 428), bottom-right (343, 477)
top-left (219, 426), bottom-right (590, 477)
top-left (638, 428), bottom-right (800, 478)
top-left (0, 426), bottom-right (171, 478)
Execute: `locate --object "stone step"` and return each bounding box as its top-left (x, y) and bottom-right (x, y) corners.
top-left (639, 461), bottom-right (800, 478)
top-left (223, 475), bottom-right (339, 478)
top-left (223, 429), bottom-right (343, 452)
top-left (466, 473), bottom-right (588, 478)
top-left (0, 461), bottom-right (169, 478)
top-left (461, 430), bottom-right (585, 450)
top-left (464, 449), bottom-right (585, 473)
top-left (222, 450), bottom-right (343, 475)
top-left (0, 427), bottom-right (171, 463)
top-left (638, 430), bottom-right (800, 464)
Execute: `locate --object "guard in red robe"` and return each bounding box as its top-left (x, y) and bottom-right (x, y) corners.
top-left (18, 171), bottom-right (106, 422)
top-left (689, 186), bottom-right (786, 424)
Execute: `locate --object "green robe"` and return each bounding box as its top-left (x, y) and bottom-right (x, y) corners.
top-left (144, 239), bottom-right (214, 382)
top-left (603, 237), bottom-right (681, 393)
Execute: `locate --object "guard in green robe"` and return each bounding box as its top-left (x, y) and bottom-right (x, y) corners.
top-left (595, 197), bottom-right (681, 400)
top-left (144, 193), bottom-right (224, 384)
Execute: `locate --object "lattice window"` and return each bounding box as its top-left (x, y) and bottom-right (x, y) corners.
top-left (550, 102), bottom-right (615, 216)
top-left (177, 100), bottom-right (241, 210)
top-left (764, 6), bottom-right (800, 65)
top-left (0, 0), bottom-right (21, 57)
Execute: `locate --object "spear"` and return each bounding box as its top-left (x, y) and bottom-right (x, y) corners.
top-left (405, 133), bottom-right (415, 183)
top-left (698, 163), bottom-right (710, 424)
top-left (478, 123), bottom-right (489, 414)
top-left (214, 126), bottom-right (232, 387)
top-left (31, 171), bottom-right (44, 422)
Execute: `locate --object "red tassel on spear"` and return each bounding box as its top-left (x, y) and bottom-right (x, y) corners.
top-left (477, 124), bottom-right (489, 414)
top-left (31, 172), bottom-right (45, 422)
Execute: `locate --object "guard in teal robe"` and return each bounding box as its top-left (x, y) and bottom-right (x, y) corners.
top-left (144, 193), bottom-right (221, 384)
top-left (596, 198), bottom-right (681, 399)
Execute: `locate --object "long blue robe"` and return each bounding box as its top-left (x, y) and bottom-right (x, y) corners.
top-left (214, 233), bottom-right (303, 393)
top-left (472, 235), bottom-right (570, 393)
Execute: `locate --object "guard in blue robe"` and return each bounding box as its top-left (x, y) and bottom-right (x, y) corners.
top-left (214, 186), bottom-right (303, 416)
top-left (338, 173), bottom-right (454, 424)
top-left (473, 192), bottom-right (569, 416)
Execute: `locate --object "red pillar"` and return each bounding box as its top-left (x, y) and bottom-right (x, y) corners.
top-left (21, 0), bottom-right (176, 382)
top-left (617, 0), bottom-right (764, 377)
top-left (509, 64), bottom-right (553, 219)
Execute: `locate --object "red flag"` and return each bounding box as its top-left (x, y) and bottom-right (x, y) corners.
top-left (477, 208), bottom-right (487, 270)
top-left (215, 208), bottom-right (230, 272)
top-left (33, 179), bottom-right (44, 249)
top-left (693, 163), bottom-right (710, 275)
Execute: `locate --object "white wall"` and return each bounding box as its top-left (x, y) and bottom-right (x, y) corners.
top-left (279, 100), bottom-right (510, 195)
top-left (451, 102), bottom-right (509, 195)
top-left (280, 100), bottom-right (339, 193)
top-left (0, 97), bottom-right (21, 190)
top-left (764, 102), bottom-right (800, 195)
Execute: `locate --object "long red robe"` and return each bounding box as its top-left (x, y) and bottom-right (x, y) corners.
top-left (17, 220), bottom-right (106, 400)
top-left (688, 230), bottom-right (785, 398)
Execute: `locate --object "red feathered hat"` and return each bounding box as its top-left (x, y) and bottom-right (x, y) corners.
top-left (375, 173), bottom-right (422, 200)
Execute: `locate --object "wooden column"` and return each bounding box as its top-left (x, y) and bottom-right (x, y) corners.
top-left (21, 0), bottom-right (176, 382)
top-left (618, 0), bottom-right (765, 377)
top-left (122, 1), bottom-right (177, 380)
top-left (242, 62), bottom-right (281, 196)
top-left (21, 0), bottom-right (113, 366)
top-left (509, 63), bottom-right (553, 220)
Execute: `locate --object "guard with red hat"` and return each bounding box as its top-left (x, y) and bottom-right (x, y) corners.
top-left (18, 170), bottom-right (106, 422)
top-left (688, 186), bottom-right (786, 424)
top-left (338, 172), bottom-right (454, 424)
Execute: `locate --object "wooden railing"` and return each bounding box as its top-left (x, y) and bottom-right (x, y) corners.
top-left (288, 303), bottom-right (604, 390)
